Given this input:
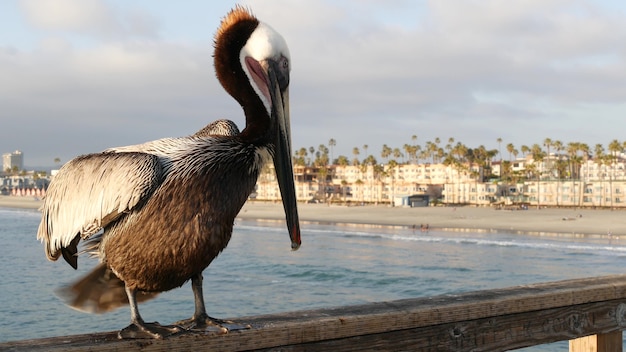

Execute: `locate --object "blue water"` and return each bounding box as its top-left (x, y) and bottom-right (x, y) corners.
top-left (1, 207), bottom-right (626, 350)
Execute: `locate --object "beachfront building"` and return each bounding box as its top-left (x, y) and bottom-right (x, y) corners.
top-left (255, 163), bottom-right (453, 205)
top-left (521, 179), bottom-right (626, 208)
top-left (437, 178), bottom-right (626, 209)
top-left (224, 147), bottom-right (626, 209)
top-left (0, 173), bottom-right (49, 196)
top-left (2, 150), bottom-right (24, 174)
top-left (441, 181), bottom-right (502, 206)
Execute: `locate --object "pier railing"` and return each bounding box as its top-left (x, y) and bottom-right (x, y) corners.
top-left (2, 274), bottom-right (626, 351)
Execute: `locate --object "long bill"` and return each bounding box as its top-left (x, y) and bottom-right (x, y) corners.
top-left (268, 65), bottom-right (301, 250)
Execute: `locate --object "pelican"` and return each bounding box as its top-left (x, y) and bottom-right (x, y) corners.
top-left (37, 6), bottom-right (301, 339)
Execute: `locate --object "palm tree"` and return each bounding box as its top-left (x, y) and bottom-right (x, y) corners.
top-left (444, 142), bottom-right (467, 203)
top-left (553, 140), bottom-right (564, 206)
top-left (336, 155), bottom-right (349, 166)
top-left (566, 142), bottom-right (578, 180)
top-left (403, 144), bottom-right (418, 164)
top-left (387, 159), bottom-right (399, 206)
top-left (543, 138), bottom-right (553, 178)
top-left (355, 179), bottom-right (364, 203)
top-left (315, 144), bottom-right (330, 201)
top-left (525, 162), bottom-right (537, 204)
top-left (295, 147), bottom-right (308, 166)
top-left (409, 135), bottom-right (418, 164)
top-left (608, 139), bottom-right (623, 209)
top-left (352, 147), bottom-right (360, 166)
top-left (340, 179), bottom-right (348, 205)
top-left (328, 138), bottom-right (336, 165)
top-left (501, 160), bottom-right (512, 183)
top-left (594, 144), bottom-right (606, 207)
top-left (317, 167), bottom-right (329, 202)
top-left (363, 155), bottom-right (378, 203)
top-left (316, 144), bottom-right (329, 166)
top-left (520, 145), bottom-right (530, 158)
top-left (497, 137), bottom-right (503, 162)
top-left (566, 142), bottom-right (583, 207)
top-left (434, 137), bottom-right (442, 162)
top-left (530, 144), bottom-right (546, 209)
top-left (372, 163), bottom-right (385, 204)
top-left (579, 143), bottom-right (590, 205)
top-left (425, 141), bottom-right (437, 163)
top-left (381, 144), bottom-right (392, 163)
top-left (506, 143), bottom-right (515, 162)
top-left (567, 142), bottom-right (590, 207)
top-left (392, 148), bottom-right (403, 163)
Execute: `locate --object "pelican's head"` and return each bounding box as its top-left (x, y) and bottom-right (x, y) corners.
top-left (214, 7), bottom-right (300, 250)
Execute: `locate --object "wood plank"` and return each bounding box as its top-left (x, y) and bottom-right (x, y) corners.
top-left (3, 274), bottom-right (626, 352)
top-left (570, 331), bottom-right (623, 352)
top-left (254, 300), bottom-right (625, 352)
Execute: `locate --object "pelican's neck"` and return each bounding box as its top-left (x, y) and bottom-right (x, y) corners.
top-left (240, 105), bottom-right (271, 146)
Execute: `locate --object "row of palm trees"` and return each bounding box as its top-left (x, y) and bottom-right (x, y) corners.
top-left (295, 136), bottom-right (626, 184)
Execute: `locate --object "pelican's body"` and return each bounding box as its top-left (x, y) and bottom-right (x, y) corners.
top-left (38, 7), bottom-right (300, 339)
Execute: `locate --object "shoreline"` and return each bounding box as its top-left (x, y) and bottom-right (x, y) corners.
top-left (3, 195), bottom-right (626, 238)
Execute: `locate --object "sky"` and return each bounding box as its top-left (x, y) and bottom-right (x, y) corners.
top-left (2, 0), bottom-right (626, 167)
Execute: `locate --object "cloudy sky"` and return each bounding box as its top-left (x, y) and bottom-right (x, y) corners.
top-left (2, 0), bottom-right (626, 167)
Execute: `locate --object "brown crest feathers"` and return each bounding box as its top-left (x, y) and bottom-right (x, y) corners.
top-left (215, 5), bottom-right (258, 41)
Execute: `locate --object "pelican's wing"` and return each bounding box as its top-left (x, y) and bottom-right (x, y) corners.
top-left (105, 120), bottom-right (239, 157)
top-left (192, 119), bottom-right (240, 137)
top-left (105, 137), bottom-right (182, 156)
top-left (37, 152), bottom-right (164, 267)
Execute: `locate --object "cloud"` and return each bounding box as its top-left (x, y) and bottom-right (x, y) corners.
top-left (3, 0), bottom-right (626, 167)
top-left (19, 0), bottom-right (159, 39)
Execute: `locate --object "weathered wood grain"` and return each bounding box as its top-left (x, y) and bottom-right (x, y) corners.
top-left (2, 274), bottom-right (626, 352)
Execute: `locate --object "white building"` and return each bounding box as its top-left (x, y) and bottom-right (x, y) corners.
top-left (3, 150), bottom-right (24, 173)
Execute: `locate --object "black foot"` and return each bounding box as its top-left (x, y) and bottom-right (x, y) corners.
top-left (174, 313), bottom-right (250, 333)
top-left (118, 321), bottom-right (183, 339)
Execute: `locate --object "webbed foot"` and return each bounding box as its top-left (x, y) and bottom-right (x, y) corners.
top-left (174, 313), bottom-right (250, 334)
top-left (118, 321), bottom-right (183, 339)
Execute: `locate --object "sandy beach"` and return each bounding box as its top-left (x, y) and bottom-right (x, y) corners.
top-left (3, 195), bottom-right (626, 237)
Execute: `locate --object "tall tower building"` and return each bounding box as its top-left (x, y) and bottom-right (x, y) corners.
top-left (2, 150), bottom-right (24, 172)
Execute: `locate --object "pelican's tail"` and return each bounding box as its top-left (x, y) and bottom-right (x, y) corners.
top-left (56, 263), bottom-right (158, 314)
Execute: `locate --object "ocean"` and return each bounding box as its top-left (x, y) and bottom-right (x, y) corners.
top-left (1, 207), bottom-right (626, 350)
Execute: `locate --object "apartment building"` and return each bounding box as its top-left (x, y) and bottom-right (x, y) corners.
top-left (253, 153), bottom-right (626, 208)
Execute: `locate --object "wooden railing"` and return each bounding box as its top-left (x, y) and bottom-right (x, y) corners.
top-left (2, 274), bottom-right (626, 351)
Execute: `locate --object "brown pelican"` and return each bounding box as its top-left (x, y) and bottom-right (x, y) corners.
top-left (37, 6), bottom-right (301, 339)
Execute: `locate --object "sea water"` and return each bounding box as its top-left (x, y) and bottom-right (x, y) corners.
top-left (1, 207), bottom-right (626, 351)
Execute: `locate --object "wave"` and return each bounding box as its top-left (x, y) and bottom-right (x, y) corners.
top-left (0, 208), bottom-right (40, 218)
top-left (237, 220), bottom-right (626, 257)
top-left (382, 233), bottom-right (626, 257)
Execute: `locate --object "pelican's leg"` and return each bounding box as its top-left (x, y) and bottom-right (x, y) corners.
top-left (118, 286), bottom-right (182, 339)
top-left (174, 273), bottom-right (248, 333)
